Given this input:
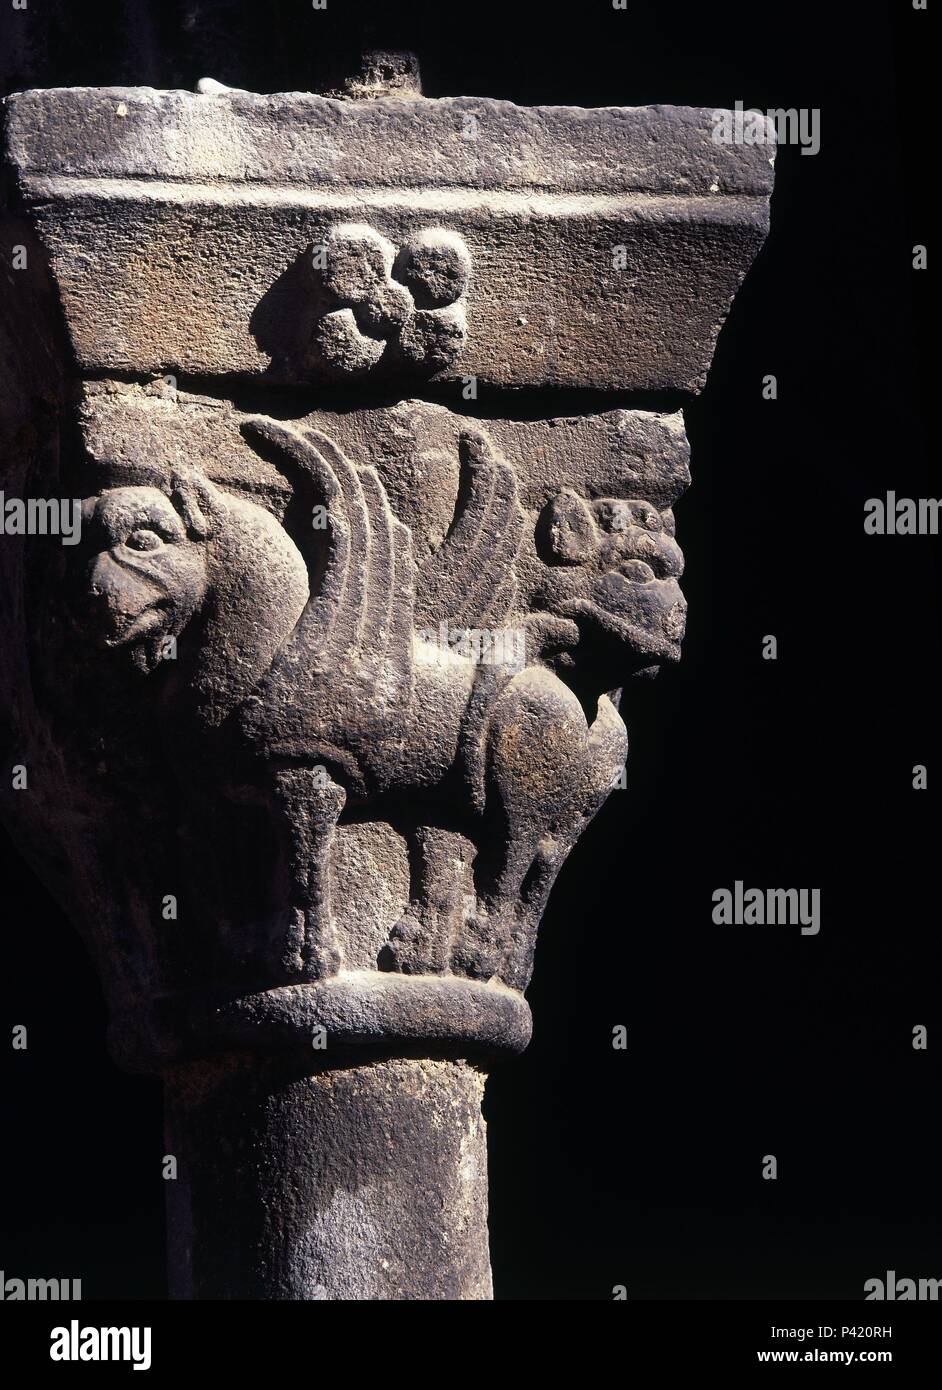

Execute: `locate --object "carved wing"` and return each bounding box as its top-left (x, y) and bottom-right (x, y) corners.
top-left (413, 429), bottom-right (524, 631)
top-left (241, 417), bottom-right (416, 697)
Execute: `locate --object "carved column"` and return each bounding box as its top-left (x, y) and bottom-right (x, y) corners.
top-left (0, 68), bottom-right (771, 1298)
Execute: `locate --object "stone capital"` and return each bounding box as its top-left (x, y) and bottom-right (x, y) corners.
top-left (0, 71), bottom-right (771, 1299)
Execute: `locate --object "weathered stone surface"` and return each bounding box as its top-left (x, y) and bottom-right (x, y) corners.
top-left (0, 75), bottom-right (771, 1299)
top-left (5, 87), bottom-right (775, 192)
top-left (4, 88), bottom-right (773, 390)
top-left (165, 1054), bottom-right (492, 1300)
top-left (50, 381), bottom-right (686, 1024)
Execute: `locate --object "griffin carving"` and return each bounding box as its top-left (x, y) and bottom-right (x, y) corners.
top-left (80, 418), bottom-right (685, 992)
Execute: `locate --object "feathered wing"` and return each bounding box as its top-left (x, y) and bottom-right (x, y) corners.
top-left (240, 418), bottom-right (525, 694)
top-left (241, 417), bottom-right (416, 710)
top-left (414, 429), bottom-right (525, 632)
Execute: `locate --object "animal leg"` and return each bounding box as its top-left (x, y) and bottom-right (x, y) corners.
top-left (386, 826), bottom-right (473, 974)
top-left (498, 691), bottom-right (627, 989)
top-left (454, 669), bottom-right (627, 986)
top-left (271, 765), bottom-right (346, 980)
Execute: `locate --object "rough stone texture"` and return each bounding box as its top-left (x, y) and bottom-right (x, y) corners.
top-left (25, 381), bottom-right (687, 1025)
top-left (4, 88), bottom-right (773, 390)
top-left (0, 76), bottom-right (771, 1299)
top-left (165, 1054), bottom-right (492, 1300)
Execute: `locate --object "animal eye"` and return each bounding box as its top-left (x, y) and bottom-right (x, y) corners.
top-left (125, 528), bottom-right (163, 552)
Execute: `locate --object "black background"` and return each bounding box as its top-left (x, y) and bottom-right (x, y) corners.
top-left (0, 0), bottom-right (937, 1302)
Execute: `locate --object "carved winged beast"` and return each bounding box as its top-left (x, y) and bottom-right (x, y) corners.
top-left (81, 419), bottom-right (684, 991)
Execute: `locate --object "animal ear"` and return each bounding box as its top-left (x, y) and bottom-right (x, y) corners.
top-left (171, 466), bottom-right (228, 539)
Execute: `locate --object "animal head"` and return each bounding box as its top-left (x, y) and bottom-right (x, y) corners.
top-left (81, 467), bottom-right (228, 674)
top-left (535, 488), bottom-right (687, 677)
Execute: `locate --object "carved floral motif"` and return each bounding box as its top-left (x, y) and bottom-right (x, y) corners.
top-left (311, 224), bottom-right (470, 374)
